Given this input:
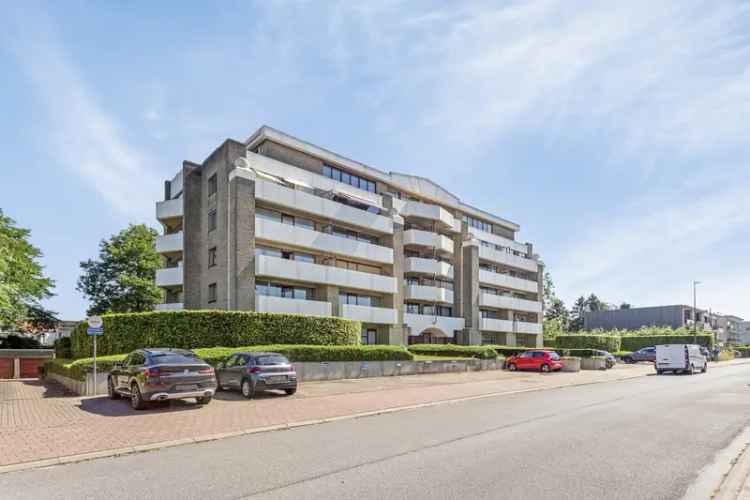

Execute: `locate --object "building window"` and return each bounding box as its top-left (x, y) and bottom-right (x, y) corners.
top-left (208, 174), bottom-right (217, 196)
top-left (323, 164), bottom-right (376, 193)
top-left (208, 247), bottom-right (217, 268)
top-left (463, 214), bottom-right (492, 233)
top-left (208, 210), bottom-right (217, 232)
top-left (362, 328), bottom-right (377, 345)
top-left (208, 283), bottom-right (217, 303)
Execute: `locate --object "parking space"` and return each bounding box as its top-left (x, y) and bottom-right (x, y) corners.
top-left (0, 363), bottom-right (665, 468)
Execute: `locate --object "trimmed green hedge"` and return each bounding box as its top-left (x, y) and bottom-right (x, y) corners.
top-left (407, 344), bottom-right (498, 359)
top-left (620, 334), bottom-right (714, 351)
top-left (54, 337), bottom-right (72, 358)
top-left (70, 311), bottom-right (361, 358)
top-left (484, 345), bottom-right (531, 357)
top-left (45, 345), bottom-right (414, 381)
top-left (555, 334), bottom-right (621, 352)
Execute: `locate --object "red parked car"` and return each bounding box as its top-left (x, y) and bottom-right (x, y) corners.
top-left (506, 350), bottom-right (564, 373)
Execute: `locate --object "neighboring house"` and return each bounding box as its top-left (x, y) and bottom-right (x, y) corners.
top-left (737, 321), bottom-right (750, 345)
top-left (154, 125), bottom-right (544, 347)
top-left (715, 315), bottom-right (745, 345)
top-left (583, 305), bottom-right (718, 332)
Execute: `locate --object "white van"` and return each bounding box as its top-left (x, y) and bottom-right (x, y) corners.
top-left (655, 344), bottom-right (707, 375)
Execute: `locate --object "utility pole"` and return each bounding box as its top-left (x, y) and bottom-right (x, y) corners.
top-left (693, 281), bottom-right (701, 344)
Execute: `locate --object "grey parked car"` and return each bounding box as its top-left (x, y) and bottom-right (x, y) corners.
top-left (215, 352), bottom-right (298, 399)
top-left (623, 347), bottom-right (656, 364)
top-left (592, 350), bottom-right (617, 369)
top-left (108, 348), bottom-right (217, 410)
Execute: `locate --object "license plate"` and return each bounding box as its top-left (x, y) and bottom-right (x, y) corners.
top-left (266, 376), bottom-right (287, 384)
top-left (175, 384), bottom-right (197, 391)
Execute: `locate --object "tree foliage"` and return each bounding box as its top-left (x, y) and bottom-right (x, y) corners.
top-left (0, 210), bottom-right (55, 328)
top-left (77, 224), bottom-right (162, 316)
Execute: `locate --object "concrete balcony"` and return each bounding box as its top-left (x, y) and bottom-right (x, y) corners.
top-left (403, 229), bottom-right (454, 254)
top-left (404, 313), bottom-right (465, 338)
top-left (155, 302), bottom-right (184, 311)
top-left (479, 245), bottom-right (538, 273)
top-left (469, 227), bottom-right (528, 254)
top-left (340, 304), bottom-right (398, 325)
top-left (155, 266), bottom-right (183, 288)
top-left (480, 318), bottom-right (543, 335)
top-left (254, 179), bottom-right (393, 234)
top-left (156, 232), bottom-right (183, 255)
top-left (255, 218), bottom-right (393, 265)
top-left (255, 295), bottom-right (332, 317)
top-left (405, 285), bottom-right (454, 304)
top-left (404, 257), bottom-right (454, 279)
top-left (156, 198), bottom-right (183, 222)
top-left (255, 255), bottom-right (397, 295)
top-left (401, 201), bottom-right (458, 232)
top-left (479, 270), bottom-right (539, 294)
top-left (479, 294), bottom-right (542, 314)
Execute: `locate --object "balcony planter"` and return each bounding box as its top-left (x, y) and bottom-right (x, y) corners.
top-left (560, 356), bottom-right (581, 372)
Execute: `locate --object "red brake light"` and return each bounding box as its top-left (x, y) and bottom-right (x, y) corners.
top-left (144, 367), bottom-right (160, 377)
top-left (249, 366), bottom-right (261, 373)
top-left (198, 367), bottom-right (214, 375)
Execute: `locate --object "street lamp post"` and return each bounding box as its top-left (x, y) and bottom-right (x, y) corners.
top-left (693, 281), bottom-right (701, 344)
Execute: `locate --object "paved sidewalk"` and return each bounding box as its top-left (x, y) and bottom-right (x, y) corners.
top-left (1, 361), bottom-right (740, 471)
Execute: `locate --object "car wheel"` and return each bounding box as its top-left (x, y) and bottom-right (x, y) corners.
top-left (108, 377), bottom-right (120, 400)
top-left (196, 396), bottom-right (212, 405)
top-left (540, 364), bottom-right (550, 373)
top-left (284, 388), bottom-right (297, 396)
top-left (701, 363), bottom-right (707, 373)
top-left (241, 379), bottom-right (255, 399)
top-left (507, 363), bottom-right (517, 371)
top-left (131, 383), bottom-right (147, 410)
top-left (623, 357), bottom-right (633, 364)
top-left (656, 369), bottom-right (663, 375)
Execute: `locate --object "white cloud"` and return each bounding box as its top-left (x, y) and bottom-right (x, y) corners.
top-left (3, 6), bottom-right (160, 221)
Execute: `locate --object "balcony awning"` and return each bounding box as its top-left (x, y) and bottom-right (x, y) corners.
top-left (331, 188), bottom-right (381, 209)
top-left (253, 169), bottom-right (287, 186)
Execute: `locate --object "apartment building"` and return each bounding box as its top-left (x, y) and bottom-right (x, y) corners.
top-left (583, 305), bottom-right (718, 332)
top-left (155, 126), bottom-right (544, 347)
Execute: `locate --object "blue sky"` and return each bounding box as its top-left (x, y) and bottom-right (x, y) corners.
top-left (2, 1), bottom-right (749, 320)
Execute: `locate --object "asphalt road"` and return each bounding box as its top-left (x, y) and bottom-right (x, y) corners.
top-left (3, 363), bottom-right (750, 500)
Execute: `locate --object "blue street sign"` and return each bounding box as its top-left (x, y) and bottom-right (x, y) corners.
top-left (87, 327), bottom-right (104, 336)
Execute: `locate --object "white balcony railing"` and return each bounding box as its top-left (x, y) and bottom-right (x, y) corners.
top-left (340, 304), bottom-right (398, 325)
top-left (404, 313), bottom-right (465, 338)
top-left (405, 285), bottom-right (454, 304)
top-left (254, 179), bottom-right (393, 234)
top-left (480, 318), bottom-right (542, 335)
top-left (255, 295), bottom-right (332, 317)
top-left (156, 232), bottom-right (183, 254)
top-left (468, 227), bottom-right (528, 254)
top-left (479, 270), bottom-right (538, 294)
top-left (155, 302), bottom-right (184, 311)
top-left (479, 294), bottom-right (542, 314)
top-left (255, 255), bottom-right (397, 295)
top-left (479, 245), bottom-right (538, 273)
top-left (155, 266), bottom-right (183, 287)
top-left (255, 218), bottom-right (393, 265)
top-left (156, 198), bottom-right (183, 221)
top-left (404, 257), bottom-right (454, 279)
top-left (401, 201), bottom-right (457, 232)
top-left (403, 229), bottom-right (454, 254)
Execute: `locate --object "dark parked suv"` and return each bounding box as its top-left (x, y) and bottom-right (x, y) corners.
top-left (215, 352), bottom-right (297, 398)
top-left (623, 347), bottom-right (656, 364)
top-left (108, 348), bottom-right (217, 410)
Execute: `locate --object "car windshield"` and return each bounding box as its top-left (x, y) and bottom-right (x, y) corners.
top-left (149, 353), bottom-right (199, 364)
top-left (548, 352), bottom-right (560, 360)
top-left (255, 355), bottom-right (289, 366)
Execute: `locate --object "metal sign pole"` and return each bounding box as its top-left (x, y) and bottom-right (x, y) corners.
top-left (93, 334), bottom-right (97, 396)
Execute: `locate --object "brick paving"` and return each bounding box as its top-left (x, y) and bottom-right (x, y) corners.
top-left (0, 364), bottom-right (662, 467)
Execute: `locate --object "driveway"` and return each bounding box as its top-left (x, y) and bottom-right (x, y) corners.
top-left (0, 363), bottom-right (683, 469)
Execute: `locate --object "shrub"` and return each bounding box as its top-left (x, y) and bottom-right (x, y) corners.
top-left (555, 334), bottom-right (621, 352)
top-left (485, 345), bottom-right (541, 357)
top-left (407, 344), bottom-right (498, 359)
top-left (44, 345), bottom-right (414, 380)
top-left (69, 310), bottom-right (361, 358)
top-left (620, 334), bottom-right (714, 351)
top-left (553, 349), bottom-right (601, 358)
top-left (54, 337), bottom-right (72, 358)
top-left (613, 351), bottom-right (633, 358)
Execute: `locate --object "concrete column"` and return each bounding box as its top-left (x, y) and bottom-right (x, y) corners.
top-left (506, 333), bottom-right (517, 347)
top-left (229, 175), bottom-right (256, 310)
top-left (461, 238), bottom-right (481, 345)
top-left (323, 286), bottom-right (341, 317)
top-left (182, 162), bottom-right (202, 309)
top-left (13, 358), bottom-right (20, 379)
top-left (382, 198), bottom-right (406, 345)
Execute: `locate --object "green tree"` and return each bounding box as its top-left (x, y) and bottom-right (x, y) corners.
top-left (569, 295), bottom-right (587, 331)
top-left (77, 224), bottom-right (162, 315)
top-left (0, 210), bottom-right (55, 328)
top-left (619, 302), bottom-right (632, 309)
